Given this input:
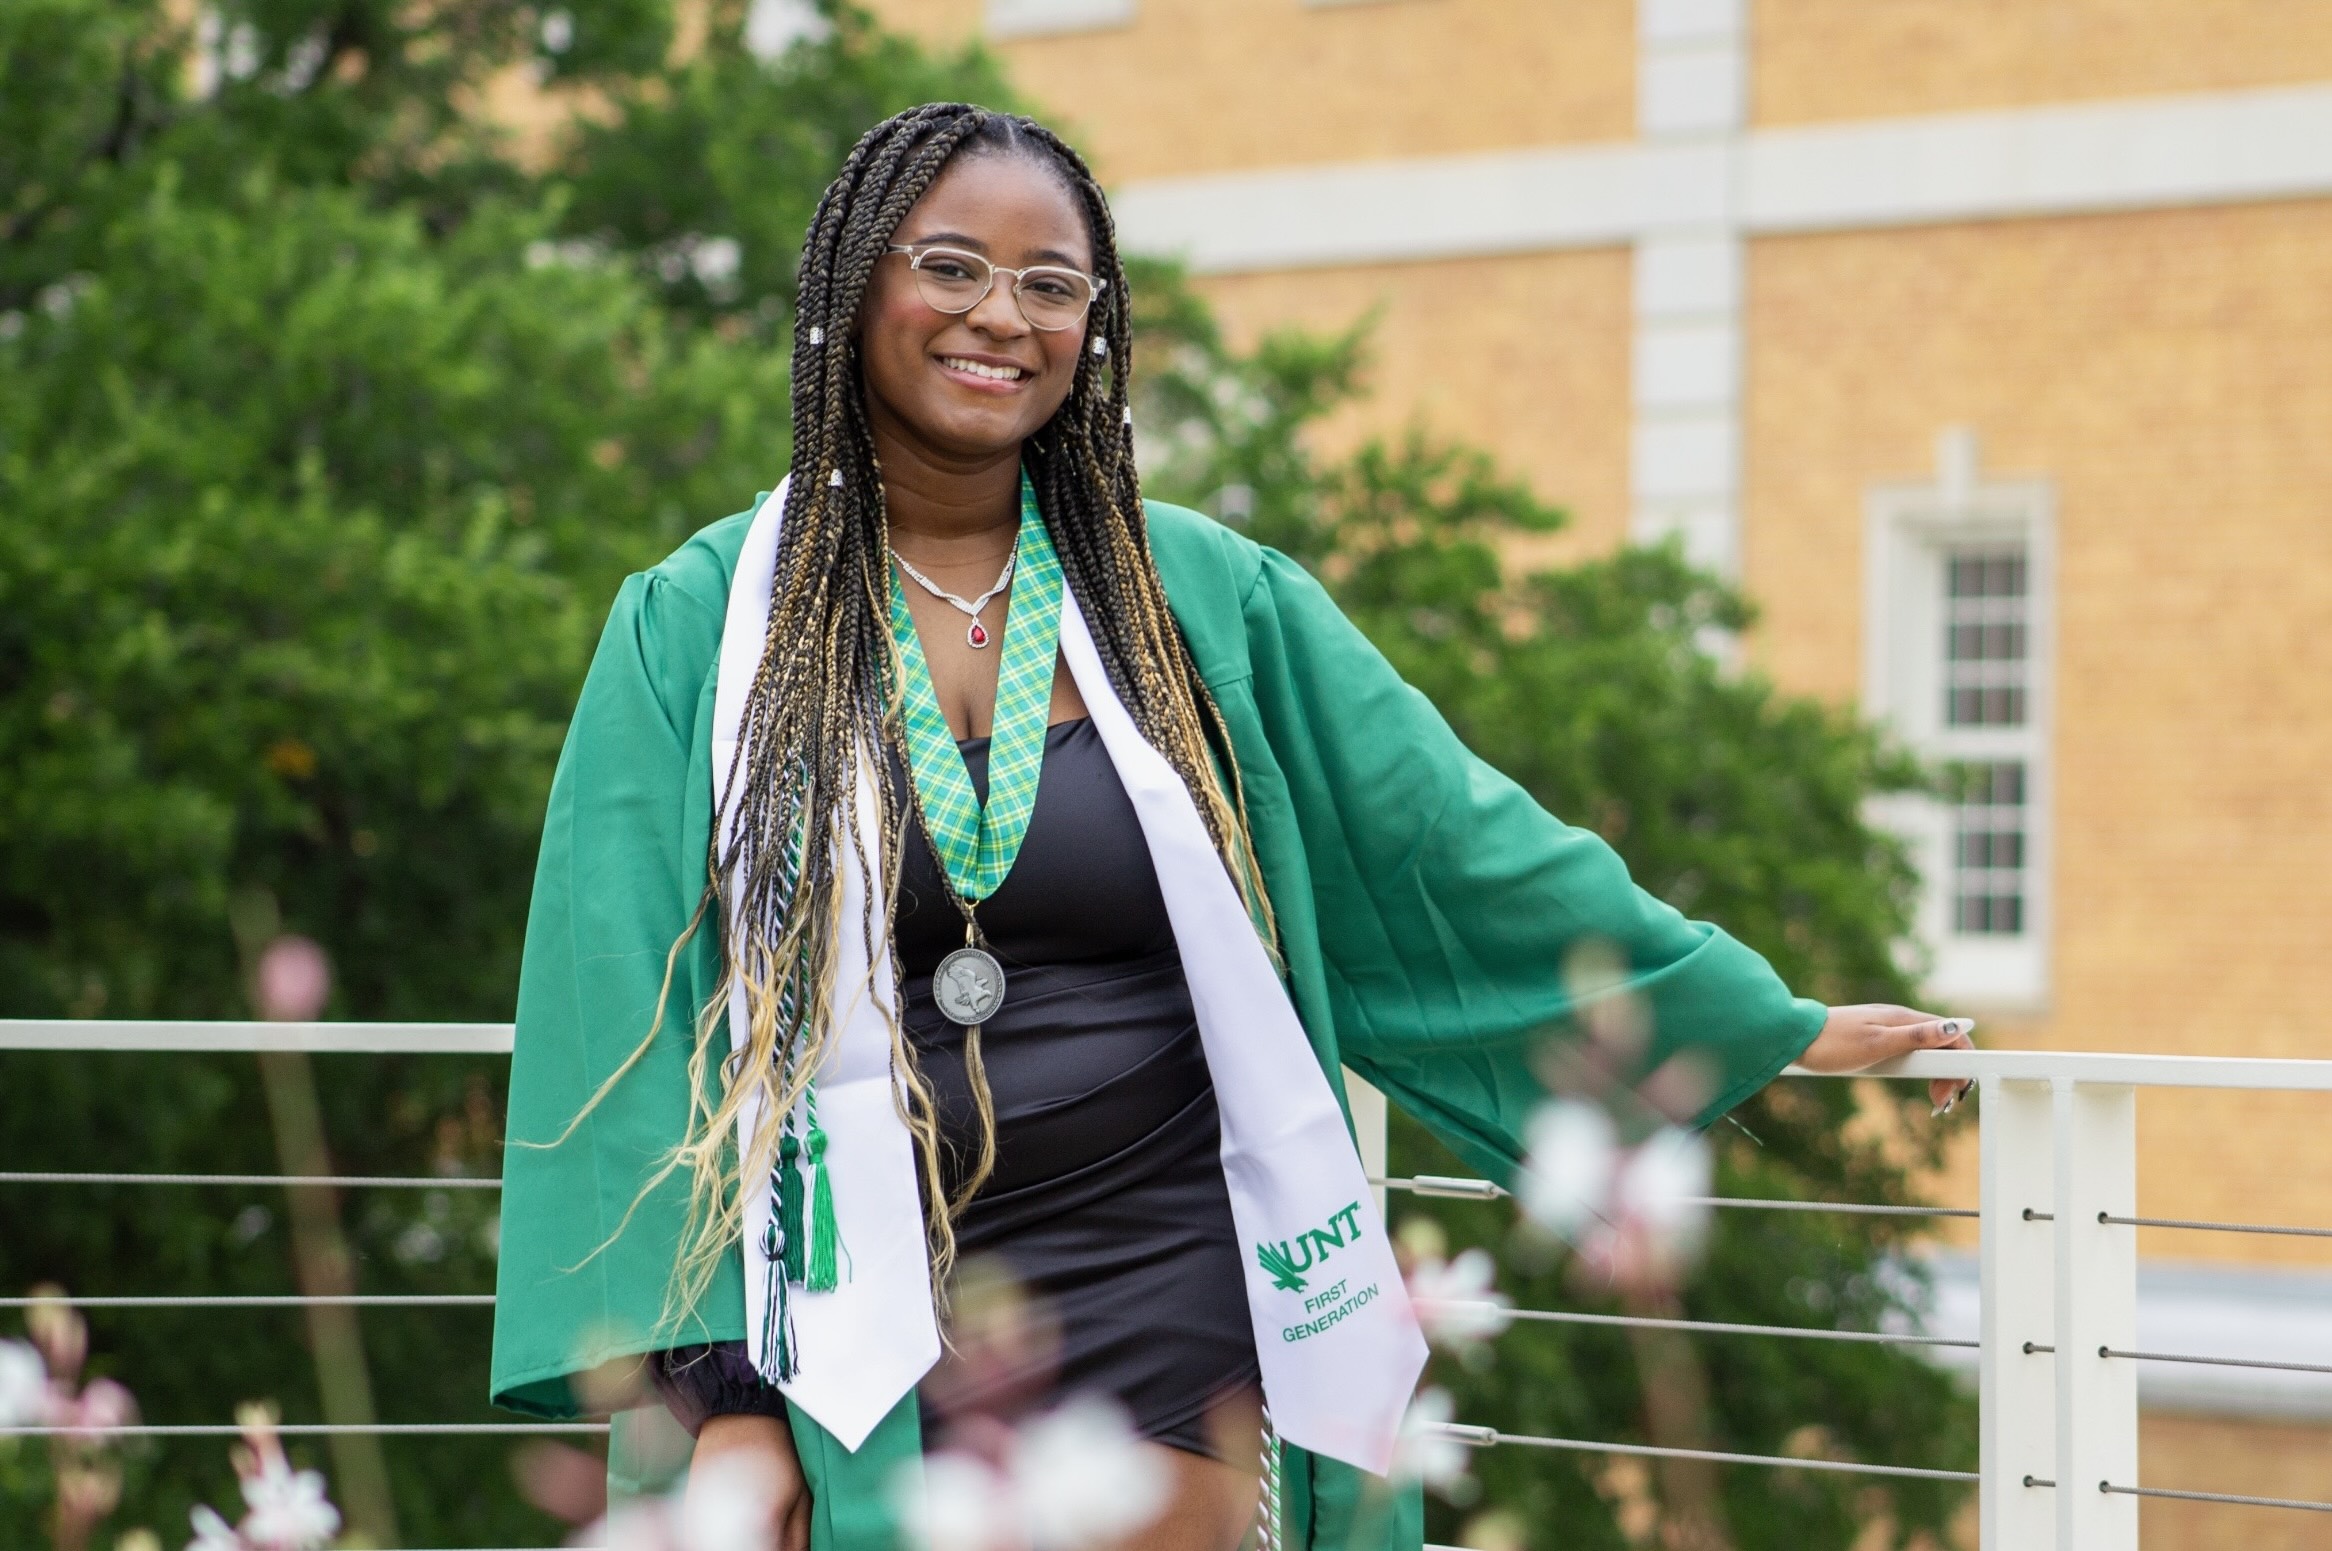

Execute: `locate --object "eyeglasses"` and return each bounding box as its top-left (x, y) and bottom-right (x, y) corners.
top-left (884, 244), bottom-right (1105, 332)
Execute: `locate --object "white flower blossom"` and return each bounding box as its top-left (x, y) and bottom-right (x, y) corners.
top-left (895, 1451), bottom-right (1013, 1551)
top-left (1390, 1388), bottom-right (1472, 1498)
top-left (0, 1339), bottom-right (48, 1427)
top-left (1407, 1248), bottom-right (1513, 1353)
top-left (1517, 1099), bottom-right (1617, 1238)
top-left (676, 1450), bottom-right (780, 1551)
top-left (186, 1504), bottom-right (243, 1551)
top-left (1614, 1126), bottom-right (1713, 1257)
top-left (1013, 1395), bottom-right (1170, 1550)
top-left (239, 1446), bottom-right (340, 1550)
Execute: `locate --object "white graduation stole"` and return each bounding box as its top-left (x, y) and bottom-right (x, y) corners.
top-left (712, 482), bottom-right (1426, 1473)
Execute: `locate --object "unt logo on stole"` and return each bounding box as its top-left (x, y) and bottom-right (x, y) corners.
top-left (1255, 1201), bottom-right (1365, 1293)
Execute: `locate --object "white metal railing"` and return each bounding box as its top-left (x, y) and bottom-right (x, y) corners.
top-left (6, 1023), bottom-right (2332, 1547)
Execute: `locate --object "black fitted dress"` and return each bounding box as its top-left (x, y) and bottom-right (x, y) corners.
top-left (653, 718), bottom-right (1261, 1459)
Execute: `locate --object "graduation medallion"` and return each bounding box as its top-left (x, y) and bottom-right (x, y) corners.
top-left (889, 474), bottom-right (1065, 1030)
top-left (932, 945), bottom-right (1008, 1026)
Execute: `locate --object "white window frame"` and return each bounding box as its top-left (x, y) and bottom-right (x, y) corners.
top-left (985, 0), bottom-right (1136, 38)
top-left (1863, 430), bottom-right (2054, 1010)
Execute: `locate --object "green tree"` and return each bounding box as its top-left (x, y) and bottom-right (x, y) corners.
top-left (0, 3), bottom-right (1001, 1544)
top-left (1132, 287), bottom-right (1975, 1548)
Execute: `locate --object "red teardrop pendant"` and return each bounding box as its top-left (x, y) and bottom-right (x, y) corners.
top-left (967, 619), bottom-right (990, 648)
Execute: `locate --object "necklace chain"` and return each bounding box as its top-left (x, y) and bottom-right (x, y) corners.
top-left (892, 543), bottom-right (1018, 621)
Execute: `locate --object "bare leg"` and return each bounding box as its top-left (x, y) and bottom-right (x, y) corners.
top-left (1117, 1442), bottom-right (1261, 1551)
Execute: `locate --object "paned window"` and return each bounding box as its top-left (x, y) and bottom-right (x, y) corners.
top-left (1865, 432), bottom-right (2051, 1006)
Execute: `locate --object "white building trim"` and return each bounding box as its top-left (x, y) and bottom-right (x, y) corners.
top-left (1111, 81), bottom-right (2332, 272)
top-left (1628, 0), bottom-right (1746, 572)
top-left (985, 0), bottom-right (1135, 40)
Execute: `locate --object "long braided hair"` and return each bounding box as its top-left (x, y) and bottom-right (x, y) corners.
top-left (644, 105), bottom-right (1275, 1330)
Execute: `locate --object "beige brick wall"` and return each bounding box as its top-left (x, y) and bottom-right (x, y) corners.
top-left (1756, 0), bottom-right (2332, 128)
top-left (863, 0), bottom-right (1634, 183)
top-left (1192, 248), bottom-right (1633, 567)
top-left (1745, 201), bottom-right (2332, 1266)
top-left (2140, 1412), bottom-right (2332, 1550)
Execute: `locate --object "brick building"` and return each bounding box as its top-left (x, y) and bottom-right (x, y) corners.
top-left (857, 1), bottom-right (2332, 1543)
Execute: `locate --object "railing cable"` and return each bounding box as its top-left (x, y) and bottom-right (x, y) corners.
top-left (1430, 1423), bottom-right (1978, 1483)
top-left (2097, 1211), bottom-right (2332, 1241)
top-left (1418, 1298), bottom-right (1976, 1350)
top-left (2100, 1482), bottom-right (2332, 1514)
top-left (2100, 1346), bottom-right (2332, 1378)
top-left (1372, 1176), bottom-right (1975, 1218)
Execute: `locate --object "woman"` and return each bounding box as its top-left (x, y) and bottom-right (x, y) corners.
top-left (489, 104), bottom-right (1973, 1551)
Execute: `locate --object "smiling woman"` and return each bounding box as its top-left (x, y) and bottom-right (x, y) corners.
top-left (487, 103), bottom-right (1972, 1551)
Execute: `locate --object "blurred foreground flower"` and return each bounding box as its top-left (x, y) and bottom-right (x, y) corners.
top-left (1517, 1095), bottom-right (1715, 1294)
top-left (895, 1393), bottom-right (1169, 1551)
top-left (183, 1404), bottom-right (341, 1551)
top-left (252, 936), bottom-right (332, 1023)
top-left (1516, 1099), bottom-right (1617, 1238)
top-left (1405, 1247), bottom-right (1513, 1359)
top-left (0, 1338), bottom-right (47, 1425)
top-left (18, 1287), bottom-right (140, 1551)
top-left (1390, 1387), bottom-right (1474, 1502)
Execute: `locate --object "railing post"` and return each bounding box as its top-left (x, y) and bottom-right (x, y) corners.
top-left (2052, 1080), bottom-right (2138, 1550)
top-left (1980, 1076), bottom-right (2056, 1549)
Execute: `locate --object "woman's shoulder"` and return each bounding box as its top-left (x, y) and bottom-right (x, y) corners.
top-left (1143, 501), bottom-right (1271, 676)
top-left (638, 495), bottom-right (768, 617)
top-left (1144, 498), bottom-right (1264, 598)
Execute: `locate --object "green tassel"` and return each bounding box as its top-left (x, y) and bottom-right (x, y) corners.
top-left (777, 1131), bottom-right (806, 1285)
top-left (806, 1126), bottom-right (840, 1292)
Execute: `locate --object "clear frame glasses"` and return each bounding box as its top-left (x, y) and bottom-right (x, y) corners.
top-left (885, 243), bottom-right (1105, 332)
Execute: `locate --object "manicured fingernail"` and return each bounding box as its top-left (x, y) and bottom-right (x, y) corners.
top-left (1946, 1018), bottom-right (1975, 1038)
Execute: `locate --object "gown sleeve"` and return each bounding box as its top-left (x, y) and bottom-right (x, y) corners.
top-left (490, 556), bottom-right (744, 1419)
top-left (1241, 546), bottom-right (1826, 1185)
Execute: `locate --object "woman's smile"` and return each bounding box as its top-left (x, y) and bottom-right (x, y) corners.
top-left (934, 350), bottom-right (1033, 392)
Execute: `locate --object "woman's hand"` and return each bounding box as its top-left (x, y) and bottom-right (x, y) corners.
top-left (1799, 1004), bottom-right (1977, 1114)
top-left (688, 1412), bottom-right (809, 1551)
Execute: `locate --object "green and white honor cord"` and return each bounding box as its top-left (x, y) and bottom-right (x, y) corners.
top-left (754, 785), bottom-right (842, 1385)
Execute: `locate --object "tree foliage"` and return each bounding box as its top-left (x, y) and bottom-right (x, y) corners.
top-left (1, 1), bottom-right (1971, 1544)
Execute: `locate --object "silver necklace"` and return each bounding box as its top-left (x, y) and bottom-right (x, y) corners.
top-left (893, 540), bottom-right (1019, 649)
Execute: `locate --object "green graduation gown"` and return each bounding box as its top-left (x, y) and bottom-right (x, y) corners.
top-left (490, 494), bottom-right (1826, 1549)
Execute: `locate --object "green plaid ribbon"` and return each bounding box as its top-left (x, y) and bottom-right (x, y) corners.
top-left (887, 473), bottom-right (1063, 906)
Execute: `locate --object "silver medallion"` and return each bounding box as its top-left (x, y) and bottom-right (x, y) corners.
top-left (932, 946), bottom-right (1007, 1027)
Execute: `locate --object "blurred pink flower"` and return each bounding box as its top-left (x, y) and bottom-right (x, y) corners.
top-left (1014, 1395), bottom-right (1169, 1550)
top-left (892, 1393), bottom-right (1171, 1551)
top-left (1576, 1127), bottom-right (1714, 1294)
top-left (186, 1505), bottom-right (244, 1551)
top-left (26, 1285), bottom-right (88, 1380)
top-left (1405, 1248), bottom-right (1513, 1356)
top-left (1390, 1387), bottom-right (1474, 1501)
top-left (184, 1404), bottom-right (341, 1551)
top-left (252, 936), bottom-right (332, 1022)
top-left (895, 1450), bottom-right (1013, 1551)
top-left (1517, 1099), bottom-right (1617, 1239)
